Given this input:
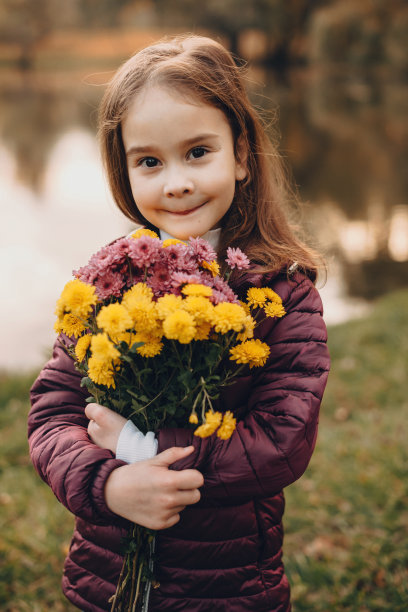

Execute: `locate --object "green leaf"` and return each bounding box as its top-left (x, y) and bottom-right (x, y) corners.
top-left (80, 376), bottom-right (92, 388)
top-left (127, 389), bottom-right (147, 401)
top-left (177, 370), bottom-right (195, 390)
top-left (165, 403), bottom-right (177, 416)
top-left (110, 398), bottom-right (127, 412)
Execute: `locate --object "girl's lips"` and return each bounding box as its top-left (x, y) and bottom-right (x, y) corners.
top-left (167, 202), bottom-right (207, 216)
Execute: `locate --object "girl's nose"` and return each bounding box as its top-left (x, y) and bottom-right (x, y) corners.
top-left (163, 169), bottom-right (195, 198)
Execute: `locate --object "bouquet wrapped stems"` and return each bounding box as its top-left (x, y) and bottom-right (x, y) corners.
top-left (109, 525), bottom-right (156, 612)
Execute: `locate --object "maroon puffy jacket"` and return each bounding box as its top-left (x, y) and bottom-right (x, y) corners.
top-left (28, 269), bottom-right (330, 611)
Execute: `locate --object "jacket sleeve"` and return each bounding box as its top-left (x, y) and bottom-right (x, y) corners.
top-left (157, 273), bottom-right (330, 501)
top-left (28, 337), bottom-right (128, 527)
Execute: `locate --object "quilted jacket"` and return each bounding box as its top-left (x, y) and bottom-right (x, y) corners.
top-left (28, 268), bottom-right (330, 611)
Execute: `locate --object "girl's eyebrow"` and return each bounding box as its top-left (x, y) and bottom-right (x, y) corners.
top-left (126, 133), bottom-right (220, 157)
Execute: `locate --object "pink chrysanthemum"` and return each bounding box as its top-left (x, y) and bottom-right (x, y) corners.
top-left (74, 262), bottom-right (99, 285)
top-left (211, 289), bottom-right (232, 305)
top-left (179, 250), bottom-right (199, 273)
top-left (161, 243), bottom-right (190, 270)
top-left (147, 264), bottom-right (174, 296)
top-left (212, 277), bottom-right (239, 303)
top-left (226, 247), bottom-right (250, 270)
top-left (188, 237), bottom-right (217, 263)
top-left (94, 270), bottom-right (125, 299)
top-left (128, 236), bottom-right (161, 268)
top-left (110, 238), bottom-right (131, 264)
top-left (92, 245), bottom-right (116, 271)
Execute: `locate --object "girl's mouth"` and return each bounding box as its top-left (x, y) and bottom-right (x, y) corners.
top-left (168, 202), bottom-right (207, 216)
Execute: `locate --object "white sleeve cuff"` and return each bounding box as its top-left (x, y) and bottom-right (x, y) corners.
top-left (116, 420), bottom-right (158, 463)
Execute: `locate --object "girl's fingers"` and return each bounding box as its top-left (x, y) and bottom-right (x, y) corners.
top-left (84, 402), bottom-right (103, 422)
top-left (170, 505), bottom-right (187, 514)
top-left (85, 403), bottom-right (126, 427)
top-left (172, 488), bottom-right (201, 507)
top-left (153, 446), bottom-right (195, 468)
top-left (175, 468), bottom-right (205, 490)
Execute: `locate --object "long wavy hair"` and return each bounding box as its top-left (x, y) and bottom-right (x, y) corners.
top-left (98, 34), bottom-right (323, 282)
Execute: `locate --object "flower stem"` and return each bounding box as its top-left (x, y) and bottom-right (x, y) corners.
top-left (110, 554), bottom-right (128, 611)
top-left (132, 561), bottom-right (144, 612)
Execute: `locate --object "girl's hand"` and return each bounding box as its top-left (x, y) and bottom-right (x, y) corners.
top-left (85, 403), bottom-right (127, 454)
top-left (104, 446), bottom-right (204, 530)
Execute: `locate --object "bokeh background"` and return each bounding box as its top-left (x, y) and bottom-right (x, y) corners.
top-left (1, 1), bottom-right (407, 610)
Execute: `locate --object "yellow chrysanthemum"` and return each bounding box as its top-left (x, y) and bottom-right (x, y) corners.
top-left (131, 228), bottom-right (159, 239)
top-left (133, 324), bottom-right (163, 344)
top-left (54, 318), bottom-right (63, 334)
top-left (181, 284), bottom-right (213, 298)
top-left (123, 283), bottom-right (154, 303)
top-left (162, 238), bottom-right (186, 247)
top-left (239, 300), bottom-right (251, 316)
top-left (75, 334), bottom-right (91, 361)
top-left (55, 297), bottom-right (65, 320)
top-left (123, 295), bottom-right (159, 331)
top-left (229, 339), bottom-right (270, 368)
top-left (237, 315), bottom-right (256, 341)
top-left (97, 303), bottom-right (133, 336)
top-left (109, 331), bottom-right (135, 346)
top-left (136, 341), bottom-right (163, 358)
top-left (58, 279), bottom-right (98, 318)
top-left (189, 413), bottom-right (198, 424)
top-left (216, 411), bottom-right (237, 440)
top-left (182, 296), bottom-right (214, 324)
top-left (264, 302), bottom-right (286, 318)
top-left (156, 294), bottom-right (183, 319)
top-left (201, 260), bottom-right (220, 277)
top-left (247, 287), bottom-right (267, 308)
top-left (163, 310), bottom-right (196, 344)
top-left (58, 313), bottom-right (86, 338)
top-left (88, 355), bottom-right (116, 388)
top-left (193, 321), bottom-right (212, 341)
top-left (211, 302), bottom-right (247, 334)
top-left (91, 333), bottom-right (120, 362)
top-left (194, 410), bottom-right (222, 438)
top-left (262, 288), bottom-right (283, 304)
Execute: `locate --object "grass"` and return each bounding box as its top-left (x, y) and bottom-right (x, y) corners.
top-left (285, 288), bottom-right (408, 611)
top-left (1, 289), bottom-right (407, 610)
top-left (0, 373), bottom-right (75, 611)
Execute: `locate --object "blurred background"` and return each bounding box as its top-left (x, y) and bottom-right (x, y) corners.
top-left (1, 1), bottom-right (407, 611)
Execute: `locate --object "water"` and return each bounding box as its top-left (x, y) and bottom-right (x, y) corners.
top-left (1, 66), bottom-right (407, 371)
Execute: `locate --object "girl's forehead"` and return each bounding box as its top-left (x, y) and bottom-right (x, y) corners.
top-left (127, 82), bottom-right (206, 113)
top-left (122, 85), bottom-right (232, 143)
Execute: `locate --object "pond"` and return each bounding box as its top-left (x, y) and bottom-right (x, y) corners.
top-left (1, 65), bottom-right (407, 370)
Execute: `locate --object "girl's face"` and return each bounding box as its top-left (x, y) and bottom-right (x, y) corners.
top-left (122, 85), bottom-right (246, 240)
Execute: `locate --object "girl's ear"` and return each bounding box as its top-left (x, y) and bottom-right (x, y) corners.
top-left (235, 135), bottom-right (248, 182)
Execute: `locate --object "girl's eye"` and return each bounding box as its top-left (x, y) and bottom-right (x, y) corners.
top-left (139, 157), bottom-right (159, 168)
top-left (189, 147), bottom-right (208, 160)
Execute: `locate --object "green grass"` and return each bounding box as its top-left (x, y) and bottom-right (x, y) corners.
top-left (285, 289), bottom-right (408, 611)
top-left (1, 289), bottom-right (408, 610)
top-left (0, 373), bottom-right (75, 611)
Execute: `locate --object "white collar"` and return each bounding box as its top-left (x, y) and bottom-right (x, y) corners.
top-left (160, 227), bottom-right (221, 251)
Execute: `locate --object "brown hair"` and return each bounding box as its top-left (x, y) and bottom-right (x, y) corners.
top-left (98, 34), bottom-right (323, 281)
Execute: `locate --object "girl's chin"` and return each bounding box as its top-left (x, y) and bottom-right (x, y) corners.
top-left (161, 224), bottom-right (207, 241)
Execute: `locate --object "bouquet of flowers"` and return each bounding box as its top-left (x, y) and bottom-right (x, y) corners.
top-left (54, 228), bottom-right (286, 611)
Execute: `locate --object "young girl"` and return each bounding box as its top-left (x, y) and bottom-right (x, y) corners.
top-left (28, 35), bottom-right (330, 612)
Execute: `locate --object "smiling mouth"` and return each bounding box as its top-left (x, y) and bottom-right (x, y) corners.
top-left (167, 202), bottom-right (207, 216)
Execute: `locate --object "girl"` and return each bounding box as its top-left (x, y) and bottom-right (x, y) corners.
top-left (28, 35), bottom-right (330, 612)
